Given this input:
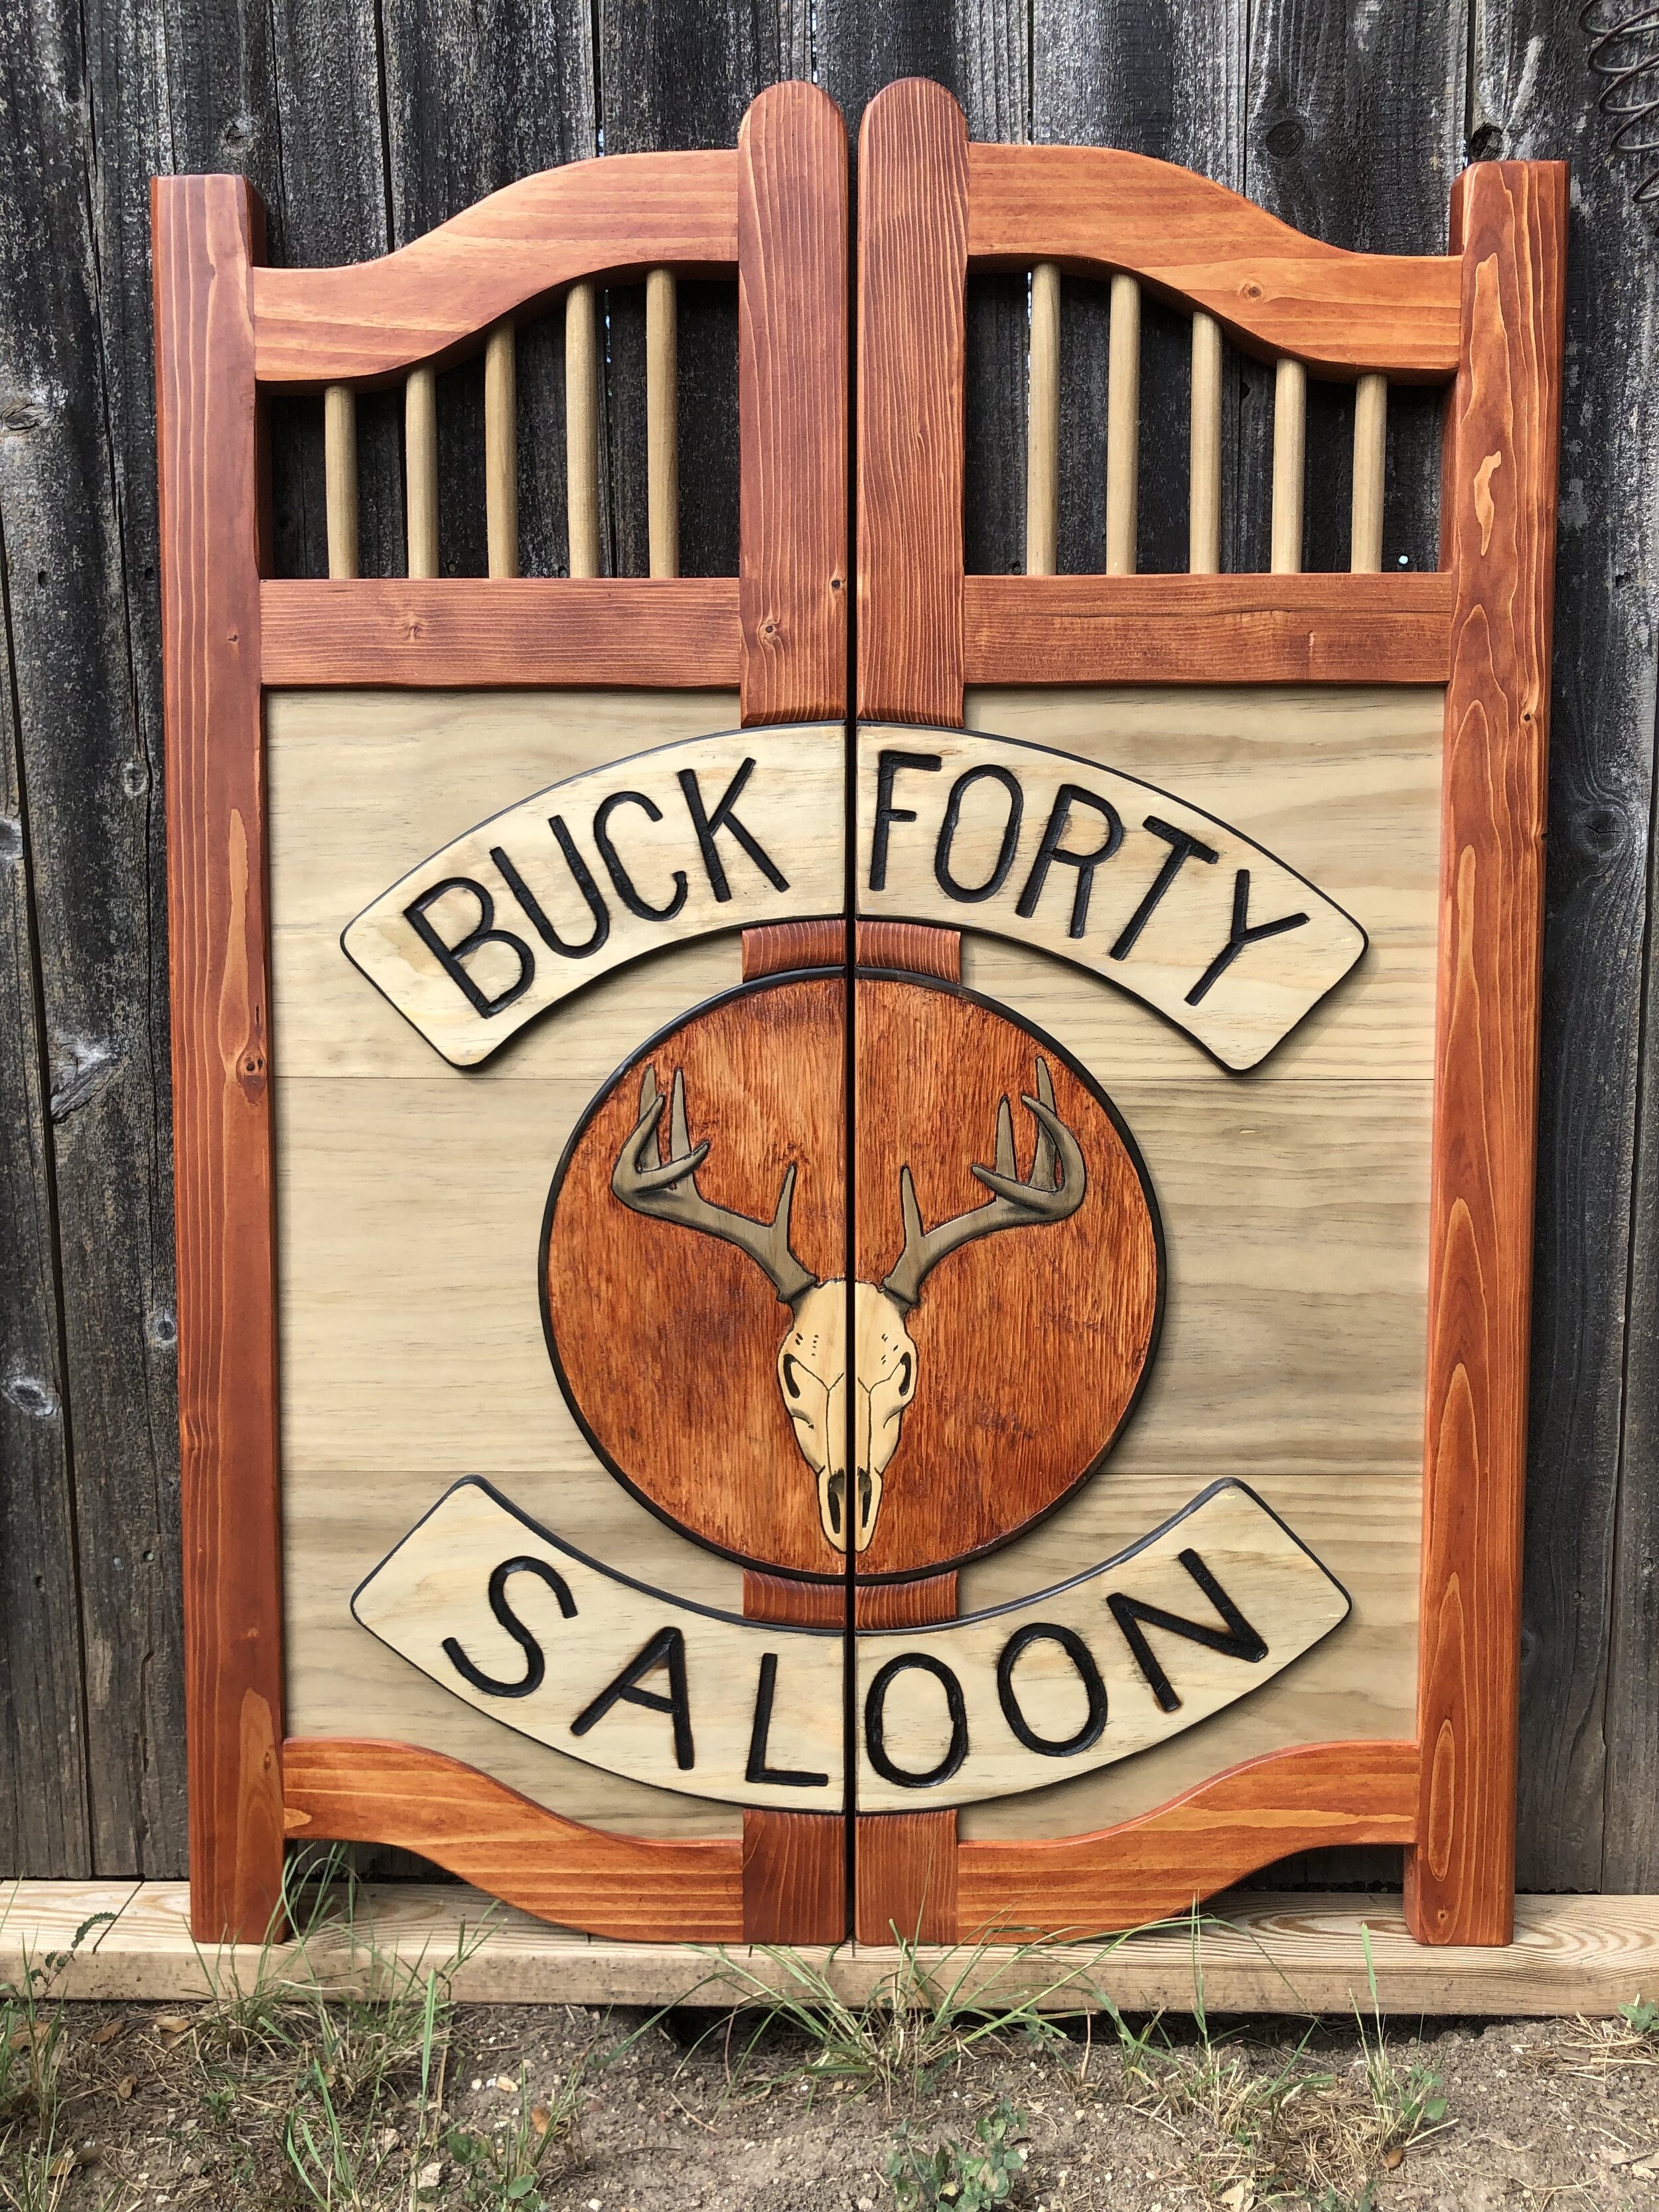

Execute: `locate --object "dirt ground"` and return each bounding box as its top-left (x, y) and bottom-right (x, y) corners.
top-left (5, 1985), bottom-right (1659, 2211)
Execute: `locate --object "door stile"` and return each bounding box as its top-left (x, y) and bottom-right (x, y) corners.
top-left (733, 83), bottom-right (854, 1943)
top-left (851, 80), bottom-right (972, 1944)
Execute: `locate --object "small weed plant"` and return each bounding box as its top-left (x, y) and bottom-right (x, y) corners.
top-left (443, 2053), bottom-right (589, 2209)
top-left (885, 2093), bottom-right (1027, 2210)
top-left (697, 1926), bottom-right (1126, 2106)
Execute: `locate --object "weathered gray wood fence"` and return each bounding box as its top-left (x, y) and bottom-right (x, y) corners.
top-left (1, 0), bottom-right (1655, 1893)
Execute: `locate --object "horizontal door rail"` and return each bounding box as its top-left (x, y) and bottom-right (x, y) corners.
top-left (252, 149), bottom-right (741, 387)
top-left (261, 577), bottom-right (743, 687)
top-left (962, 572), bottom-right (1455, 685)
top-left (967, 145), bottom-right (1460, 378)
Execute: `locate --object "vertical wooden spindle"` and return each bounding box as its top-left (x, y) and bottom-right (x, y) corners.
top-left (565, 281), bottom-right (601, 579)
top-left (1270, 355), bottom-right (1307, 575)
top-left (646, 267), bottom-right (680, 579)
top-left (1025, 261), bottom-right (1060, 577)
top-left (1351, 371), bottom-right (1388, 573)
top-left (484, 321), bottom-right (519, 580)
top-left (1189, 311), bottom-right (1222, 575)
top-left (405, 366), bottom-right (439, 579)
top-left (1105, 272), bottom-right (1141, 575)
top-left (323, 384), bottom-right (358, 580)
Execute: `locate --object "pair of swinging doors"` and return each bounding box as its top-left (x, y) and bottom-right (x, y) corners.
top-left (154, 80), bottom-right (1565, 1951)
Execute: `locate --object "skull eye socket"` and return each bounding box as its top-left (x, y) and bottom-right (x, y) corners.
top-left (895, 1353), bottom-right (912, 1396)
top-left (781, 1353), bottom-right (803, 1400)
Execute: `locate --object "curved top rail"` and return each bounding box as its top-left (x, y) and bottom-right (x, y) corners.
top-left (252, 149), bottom-right (740, 388)
top-left (968, 143), bottom-right (1460, 379)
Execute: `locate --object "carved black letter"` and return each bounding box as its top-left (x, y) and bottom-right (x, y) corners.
top-left (864, 1653), bottom-right (970, 1787)
top-left (1015, 784), bottom-right (1125, 938)
top-left (934, 765), bottom-right (1024, 903)
top-left (869, 749), bottom-right (943, 890)
top-left (490, 818), bottom-right (611, 958)
top-left (592, 790), bottom-right (689, 922)
top-left (441, 1556), bottom-right (576, 1700)
top-left (1109, 816), bottom-right (1220, 961)
top-left (745, 1652), bottom-right (832, 1788)
top-left (995, 1622), bottom-right (1108, 1755)
top-left (1106, 1549), bottom-right (1269, 1714)
top-left (403, 878), bottom-right (534, 1018)
top-left (678, 759), bottom-right (788, 901)
top-left (571, 1625), bottom-right (695, 1769)
top-left (1185, 868), bottom-right (1309, 1005)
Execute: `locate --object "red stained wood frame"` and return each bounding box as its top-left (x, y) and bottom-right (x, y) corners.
top-left (156, 82), bottom-right (848, 1945)
top-left (1407, 159), bottom-right (1567, 1946)
top-left (154, 174), bottom-right (285, 1949)
top-left (853, 78), bottom-right (1565, 1946)
top-left (283, 1741), bottom-right (744, 1941)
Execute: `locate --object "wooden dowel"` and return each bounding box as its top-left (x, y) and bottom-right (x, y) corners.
top-left (405, 366), bottom-right (439, 579)
top-left (1351, 371), bottom-right (1388, 573)
top-left (646, 267), bottom-right (680, 579)
top-left (565, 281), bottom-right (601, 580)
top-left (1270, 355), bottom-right (1307, 575)
top-left (323, 384), bottom-right (358, 580)
top-left (1105, 272), bottom-right (1140, 576)
top-left (1025, 261), bottom-right (1060, 577)
top-left (484, 322), bottom-right (519, 580)
top-left (1189, 311), bottom-right (1222, 575)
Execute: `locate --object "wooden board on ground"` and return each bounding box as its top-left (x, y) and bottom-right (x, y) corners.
top-left (9, 1881), bottom-right (1658, 2018)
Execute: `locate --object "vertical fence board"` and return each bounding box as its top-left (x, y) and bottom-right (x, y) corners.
top-left (0, 0), bottom-right (213, 1876)
top-left (0, 588), bottom-right (89, 1877)
top-left (1471, 7), bottom-right (1659, 1893)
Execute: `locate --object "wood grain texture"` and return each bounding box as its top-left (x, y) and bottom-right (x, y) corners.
top-left (958, 1741), bottom-right (1418, 1937)
top-left (484, 323), bottom-right (519, 578)
top-left (962, 574), bottom-right (1452, 686)
top-left (855, 1572), bottom-right (958, 1945)
top-left (19, 1879), bottom-right (1659, 2017)
top-left (966, 143), bottom-right (1459, 377)
top-left (260, 579), bottom-right (742, 686)
top-left (851, 978), bottom-right (1159, 1579)
top-left (153, 177), bottom-right (285, 1944)
top-left (545, 975), bottom-right (847, 1578)
top-left (0, 0), bottom-right (198, 1878)
top-left (737, 82), bottom-right (849, 726)
top-left (283, 1739), bottom-right (743, 1939)
top-left (323, 386), bottom-right (359, 578)
top-left (857, 80), bottom-right (968, 728)
top-left (734, 897), bottom-right (845, 1953)
top-left (0, 586), bottom-right (89, 1878)
top-left (741, 1566), bottom-right (845, 1942)
top-left (1475, 8), bottom-right (1659, 1899)
top-left (645, 271), bottom-right (678, 579)
top-left (1406, 161), bottom-right (1566, 1947)
top-left (252, 152), bottom-right (741, 387)
top-left (741, 921), bottom-right (964, 982)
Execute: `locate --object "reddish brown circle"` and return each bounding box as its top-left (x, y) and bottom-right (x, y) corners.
top-left (542, 973), bottom-right (1161, 1579)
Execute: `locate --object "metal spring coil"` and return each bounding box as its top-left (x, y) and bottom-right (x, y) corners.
top-left (1582, 0), bottom-right (1659, 214)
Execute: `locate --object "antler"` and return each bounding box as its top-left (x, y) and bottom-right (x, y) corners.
top-left (611, 1064), bottom-right (818, 1308)
top-left (881, 1057), bottom-right (1086, 1312)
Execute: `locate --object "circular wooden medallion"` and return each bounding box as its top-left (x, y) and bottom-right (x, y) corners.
top-left (542, 970), bottom-right (1162, 1580)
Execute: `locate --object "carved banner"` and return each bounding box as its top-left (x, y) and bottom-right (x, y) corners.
top-left (354, 1476), bottom-right (1349, 1812)
top-left (344, 724), bottom-right (1364, 1071)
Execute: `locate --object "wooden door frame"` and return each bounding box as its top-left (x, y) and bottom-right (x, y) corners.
top-left (853, 78), bottom-right (1566, 1947)
top-left (154, 81), bottom-right (847, 1945)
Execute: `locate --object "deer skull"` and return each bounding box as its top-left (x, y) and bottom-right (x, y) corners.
top-left (611, 1058), bottom-right (1085, 1556)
